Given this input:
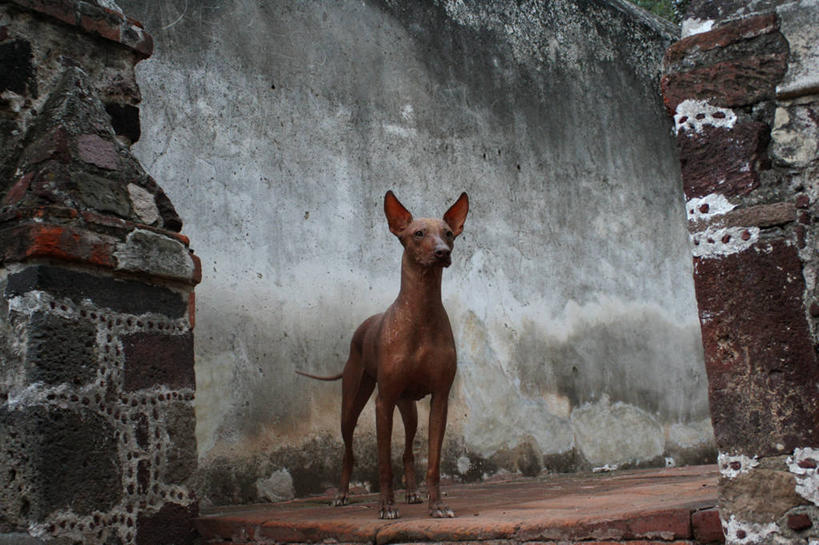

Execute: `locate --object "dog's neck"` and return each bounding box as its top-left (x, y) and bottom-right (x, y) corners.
top-left (394, 252), bottom-right (445, 315)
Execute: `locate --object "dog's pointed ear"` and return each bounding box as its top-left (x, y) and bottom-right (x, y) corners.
top-left (384, 190), bottom-right (413, 236)
top-left (443, 192), bottom-right (469, 237)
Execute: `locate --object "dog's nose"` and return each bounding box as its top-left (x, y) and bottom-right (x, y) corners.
top-left (435, 247), bottom-right (451, 259)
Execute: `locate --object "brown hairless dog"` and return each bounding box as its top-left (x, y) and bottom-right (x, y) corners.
top-left (297, 190), bottom-right (469, 519)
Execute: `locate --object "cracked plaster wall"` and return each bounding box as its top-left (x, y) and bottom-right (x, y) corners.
top-left (119, 0), bottom-right (713, 503)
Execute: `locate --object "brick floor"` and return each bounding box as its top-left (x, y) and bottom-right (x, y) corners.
top-left (196, 465), bottom-right (723, 544)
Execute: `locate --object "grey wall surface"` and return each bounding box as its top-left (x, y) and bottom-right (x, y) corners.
top-left (120, 0), bottom-right (713, 504)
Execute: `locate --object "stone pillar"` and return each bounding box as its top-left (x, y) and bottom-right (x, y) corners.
top-left (662, 2), bottom-right (819, 543)
top-left (0, 1), bottom-right (200, 544)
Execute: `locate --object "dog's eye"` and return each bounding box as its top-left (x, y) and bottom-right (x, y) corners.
top-left (445, 230), bottom-right (453, 239)
top-left (414, 230), bottom-right (424, 238)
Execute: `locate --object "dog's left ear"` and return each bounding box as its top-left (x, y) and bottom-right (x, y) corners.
top-left (443, 192), bottom-right (469, 237)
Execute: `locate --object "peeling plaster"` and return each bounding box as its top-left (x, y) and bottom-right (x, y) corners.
top-left (686, 193), bottom-right (737, 222)
top-left (674, 99), bottom-right (737, 133)
top-left (722, 515), bottom-right (780, 545)
top-left (681, 17), bottom-right (714, 38)
top-left (690, 226), bottom-right (760, 258)
top-left (787, 447), bottom-right (819, 505)
top-left (718, 452), bottom-right (760, 479)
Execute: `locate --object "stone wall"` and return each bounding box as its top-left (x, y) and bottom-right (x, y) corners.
top-left (119, 0), bottom-right (714, 505)
top-left (0, 1), bottom-right (200, 543)
top-left (662, 1), bottom-right (819, 543)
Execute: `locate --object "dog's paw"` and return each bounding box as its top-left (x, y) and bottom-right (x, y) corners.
top-left (405, 491), bottom-right (423, 504)
top-left (429, 504), bottom-right (455, 518)
top-left (378, 504), bottom-right (400, 519)
top-left (331, 495), bottom-right (349, 507)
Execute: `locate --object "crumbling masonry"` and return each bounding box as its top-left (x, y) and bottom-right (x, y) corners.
top-left (663, 1), bottom-right (819, 543)
top-left (0, 1), bottom-right (200, 544)
top-left (1, 0), bottom-right (818, 544)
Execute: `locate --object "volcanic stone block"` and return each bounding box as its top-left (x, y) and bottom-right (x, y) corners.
top-left (122, 331), bottom-right (194, 391)
top-left (71, 171), bottom-right (132, 217)
top-left (26, 311), bottom-right (97, 386)
top-left (6, 265), bottom-right (187, 318)
top-left (693, 239), bottom-right (819, 455)
top-left (165, 402), bottom-right (197, 483)
top-left (1, 406), bottom-right (122, 522)
top-left (678, 122), bottom-right (770, 199)
top-left (136, 502), bottom-right (197, 545)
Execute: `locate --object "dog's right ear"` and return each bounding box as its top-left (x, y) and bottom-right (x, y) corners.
top-left (384, 190), bottom-right (413, 236)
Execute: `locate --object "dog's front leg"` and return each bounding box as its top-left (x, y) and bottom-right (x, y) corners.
top-left (398, 398), bottom-right (422, 504)
top-left (427, 393), bottom-right (454, 518)
top-left (376, 393), bottom-right (399, 519)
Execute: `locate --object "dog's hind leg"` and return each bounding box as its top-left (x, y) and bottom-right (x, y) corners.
top-left (334, 364), bottom-right (375, 506)
top-left (397, 398), bottom-right (422, 504)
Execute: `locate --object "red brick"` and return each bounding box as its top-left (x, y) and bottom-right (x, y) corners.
top-left (187, 291), bottom-right (196, 329)
top-left (664, 14), bottom-right (778, 65)
top-left (627, 510), bottom-right (692, 539)
top-left (190, 252), bottom-right (202, 285)
top-left (8, 0), bottom-right (153, 58)
top-left (692, 508), bottom-right (725, 543)
top-left (3, 172), bottom-right (33, 206)
top-left (12, 0), bottom-right (78, 27)
top-left (678, 122), bottom-right (769, 199)
top-left (0, 222), bottom-right (117, 267)
top-left (79, 14), bottom-right (121, 43)
top-left (663, 54), bottom-right (787, 113)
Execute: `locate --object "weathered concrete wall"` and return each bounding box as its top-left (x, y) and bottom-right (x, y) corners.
top-left (120, 0), bottom-right (713, 503)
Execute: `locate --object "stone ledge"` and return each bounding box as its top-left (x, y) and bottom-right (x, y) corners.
top-left (0, 220), bottom-right (200, 285)
top-left (664, 14), bottom-right (778, 67)
top-left (687, 201), bottom-right (797, 233)
top-left (195, 466), bottom-right (722, 545)
top-left (4, 0), bottom-right (153, 58)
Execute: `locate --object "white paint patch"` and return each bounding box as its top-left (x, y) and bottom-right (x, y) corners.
top-left (383, 123), bottom-right (417, 138)
top-left (457, 455), bottom-right (471, 475)
top-left (401, 103), bottom-right (414, 121)
top-left (668, 419), bottom-right (714, 448)
top-left (787, 447), bottom-right (819, 505)
top-left (674, 99), bottom-right (737, 134)
top-left (685, 193), bottom-right (736, 222)
top-left (571, 395), bottom-right (664, 467)
top-left (93, 0), bottom-right (123, 14)
top-left (255, 469), bottom-right (295, 502)
top-left (592, 463), bottom-right (618, 473)
top-left (690, 226), bottom-right (759, 259)
top-left (718, 452), bottom-right (759, 479)
top-left (681, 17), bottom-right (714, 38)
top-left (723, 515), bottom-right (781, 545)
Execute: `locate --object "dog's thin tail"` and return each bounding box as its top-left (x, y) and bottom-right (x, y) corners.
top-left (295, 369), bottom-right (343, 381)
